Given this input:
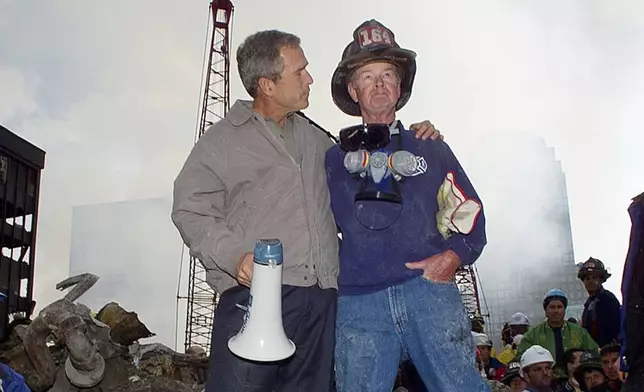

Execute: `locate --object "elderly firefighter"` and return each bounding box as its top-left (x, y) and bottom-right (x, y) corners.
top-left (577, 257), bottom-right (621, 348)
top-left (325, 19), bottom-right (489, 392)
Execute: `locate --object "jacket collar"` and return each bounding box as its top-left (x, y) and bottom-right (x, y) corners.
top-left (227, 100), bottom-right (256, 127)
top-left (228, 99), bottom-right (300, 128)
top-left (544, 320), bottom-right (569, 330)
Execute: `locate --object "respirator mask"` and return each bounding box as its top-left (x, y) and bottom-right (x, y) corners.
top-left (340, 122), bottom-right (427, 230)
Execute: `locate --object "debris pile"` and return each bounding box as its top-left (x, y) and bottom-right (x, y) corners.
top-left (0, 274), bottom-right (208, 392)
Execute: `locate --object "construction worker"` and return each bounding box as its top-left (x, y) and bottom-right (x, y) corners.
top-left (517, 289), bottom-right (598, 380)
top-left (326, 19), bottom-right (489, 392)
top-left (500, 361), bottom-right (526, 392)
top-left (474, 332), bottom-right (506, 381)
top-left (519, 345), bottom-right (556, 392)
top-left (577, 257), bottom-right (621, 348)
top-left (171, 28), bottom-right (441, 392)
top-left (572, 352), bottom-right (612, 392)
top-left (498, 313), bottom-right (531, 364)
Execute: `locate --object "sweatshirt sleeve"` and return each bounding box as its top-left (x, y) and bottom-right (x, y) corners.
top-left (436, 141), bottom-right (487, 266)
top-left (598, 291), bottom-right (622, 345)
top-left (171, 137), bottom-right (247, 279)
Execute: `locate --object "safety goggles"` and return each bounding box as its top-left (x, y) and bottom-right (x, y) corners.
top-left (339, 123), bottom-right (391, 152)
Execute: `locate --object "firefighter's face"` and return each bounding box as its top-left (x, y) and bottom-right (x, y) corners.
top-left (583, 273), bottom-right (602, 293)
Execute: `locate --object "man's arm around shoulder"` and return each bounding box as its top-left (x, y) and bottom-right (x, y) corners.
top-left (171, 132), bottom-right (246, 279)
top-left (435, 140), bottom-right (487, 266)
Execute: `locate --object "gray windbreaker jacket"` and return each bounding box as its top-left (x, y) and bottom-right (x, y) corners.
top-left (171, 100), bottom-right (339, 294)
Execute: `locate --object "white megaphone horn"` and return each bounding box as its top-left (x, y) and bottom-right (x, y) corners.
top-left (228, 238), bottom-right (296, 362)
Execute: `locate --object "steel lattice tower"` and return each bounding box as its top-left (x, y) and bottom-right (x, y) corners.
top-left (455, 265), bottom-right (483, 317)
top-left (184, 0), bottom-right (234, 353)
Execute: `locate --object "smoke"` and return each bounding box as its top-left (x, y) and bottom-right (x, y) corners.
top-left (0, 1), bottom-right (207, 304)
top-left (0, 1), bottom-right (642, 342)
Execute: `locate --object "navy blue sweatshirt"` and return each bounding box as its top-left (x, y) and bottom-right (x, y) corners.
top-left (325, 124), bottom-right (487, 295)
top-left (582, 287), bottom-right (622, 348)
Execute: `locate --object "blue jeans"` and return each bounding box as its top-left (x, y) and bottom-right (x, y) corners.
top-left (335, 276), bottom-right (491, 392)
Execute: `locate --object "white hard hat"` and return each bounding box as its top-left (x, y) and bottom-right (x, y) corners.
top-left (472, 332), bottom-right (492, 347)
top-left (508, 312), bottom-right (530, 326)
top-left (520, 345), bottom-right (554, 376)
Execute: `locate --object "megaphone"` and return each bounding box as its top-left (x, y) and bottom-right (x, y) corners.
top-left (227, 238), bottom-right (296, 362)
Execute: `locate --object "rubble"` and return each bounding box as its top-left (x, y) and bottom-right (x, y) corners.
top-left (0, 274), bottom-right (208, 392)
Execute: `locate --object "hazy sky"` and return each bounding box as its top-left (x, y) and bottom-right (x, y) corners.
top-left (68, 197), bottom-right (184, 349)
top-left (1, 0), bottom-right (643, 320)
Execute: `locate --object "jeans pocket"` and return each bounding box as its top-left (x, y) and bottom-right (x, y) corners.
top-left (419, 275), bottom-right (455, 286)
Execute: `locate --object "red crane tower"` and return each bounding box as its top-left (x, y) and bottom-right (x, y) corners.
top-left (456, 265), bottom-right (485, 319)
top-left (183, 0), bottom-right (234, 353)
top-left (182, 1), bottom-right (487, 351)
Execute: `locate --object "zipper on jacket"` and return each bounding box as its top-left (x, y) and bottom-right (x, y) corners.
top-left (298, 168), bottom-right (315, 276)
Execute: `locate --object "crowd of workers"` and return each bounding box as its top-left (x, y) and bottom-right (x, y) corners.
top-left (394, 257), bottom-right (626, 392)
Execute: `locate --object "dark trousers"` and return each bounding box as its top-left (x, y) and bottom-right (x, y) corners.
top-left (205, 284), bottom-right (337, 392)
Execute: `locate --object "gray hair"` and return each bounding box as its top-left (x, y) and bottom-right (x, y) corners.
top-left (236, 30), bottom-right (301, 98)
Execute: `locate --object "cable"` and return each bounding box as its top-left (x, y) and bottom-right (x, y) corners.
top-left (474, 265), bottom-right (492, 333)
top-left (193, 3), bottom-right (213, 144)
top-left (174, 245), bottom-right (186, 352)
top-left (295, 111), bottom-right (339, 144)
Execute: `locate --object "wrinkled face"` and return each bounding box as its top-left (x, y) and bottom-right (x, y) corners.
top-left (269, 45), bottom-right (313, 113)
top-left (567, 351), bottom-right (583, 375)
top-left (509, 376), bottom-right (527, 392)
top-left (524, 362), bottom-right (554, 388)
top-left (601, 352), bottom-right (620, 381)
top-left (348, 61), bottom-right (401, 116)
top-left (545, 300), bottom-right (566, 324)
top-left (583, 273), bottom-right (602, 294)
top-left (583, 369), bottom-right (606, 389)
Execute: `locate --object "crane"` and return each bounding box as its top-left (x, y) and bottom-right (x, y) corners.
top-left (180, 0), bottom-right (488, 353)
top-left (182, 0), bottom-right (234, 354)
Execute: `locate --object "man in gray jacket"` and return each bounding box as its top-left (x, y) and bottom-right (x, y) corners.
top-left (172, 29), bottom-right (440, 392)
